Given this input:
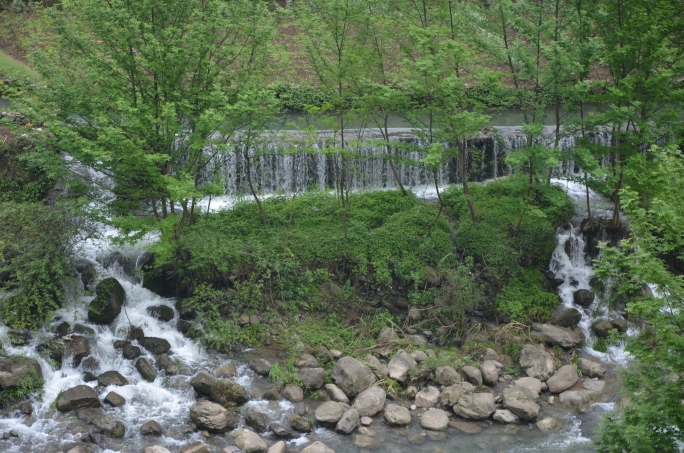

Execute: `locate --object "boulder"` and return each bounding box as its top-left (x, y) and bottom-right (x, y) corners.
top-left (147, 305), bottom-right (175, 322)
top-left (364, 355), bottom-right (389, 375)
top-left (577, 358), bottom-right (605, 378)
top-left (573, 289), bottom-right (594, 307)
top-left (406, 334), bottom-right (428, 346)
top-left (122, 343), bottom-right (141, 360)
top-left (480, 361), bottom-right (499, 386)
top-left (384, 404), bottom-right (411, 426)
top-left (139, 337), bottom-right (171, 354)
top-left (270, 422), bottom-right (299, 439)
top-left (282, 384), bottom-right (304, 403)
top-left (136, 358), bottom-right (157, 382)
top-left (288, 414), bottom-right (312, 432)
top-left (493, 409), bottom-right (520, 424)
top-left (56, 385), bottom-right (101, 412)
top-left (73, 324), bottom-right (95, 336)
top-left (546, 365), bottom-right (579, 393)
top-left (88, 277), bottom-right (125, 324)
top-left (315, 401), bottom-right (349, 427)
top-left (461, 366), bottom-right (483, 386)
top-left (411, 350), bottom-right (427, 362)
top-left (301, 442), bottom-right (335, 453)
top-left (336, 408), bottom-right (360, 434)
top-left (325, 383), bottom-right (349, 404)
top-left (189, 400), bottom-right (239, 432)
top-left (514, 377), bottom-right (543, 395)
top-left (415, 386), bottom-right (440, 408)
top-left (332, 357), bottom-right (375, 397)
top-left (377, 326), bottom-right (399, 344)
top-left (592, 320), bottom-right (614, 338)
top-left (263, 385), bottom-right (280, 401)
top-left (190, 371), bottom-right (216, 395)
top-left (437, 384), bottom-right (463, 408)
top-left (93, 416), bottom-right (126, 438)
top-left (352, 386), bottom-right (386, 417)
top-left (103, 391), bottom-right (125, 407)
top-left (296, 353), bottom-right (319, 368)
top-left (180, 444), bottom-right (208, 453)
top-left (144, 447), bottom-right (172, 453)
top-left (549, 308), bottom-right (582, 328)
top-left (425, 265), bottom-right (441, 286)
top-left (215, 363), bottom-right (238, 378)
top-left (611, 318), bottom-right (629, 333)
top-left (176, 298), bottom-right (197, 320)
top-left (419, 408), bottom-right (449, 431)
top-left (435, 366), bottom-right (462, 386)
top-left (559, 390), bottom-right (591, 413)
top-left (248, 359), bottom-right (272, 376)
top-left (453, 393), bottom-right (495, 420)
top-left (268, 442), bottom-right (286, 453)
top-left (296, 367), bottom-right (325, 389)
top-left (64, 336), bottom-right (91, 367)
top-left (0, 356), bottom-right (43, 390)
top-left (387, 350), bottom-right (416, 383)
top-left (97, 371), bottom-right (128, 387)
top-left (140, 420), bottom-right (164, 436)
top-left (532, 323), bottom-right (583, 348)
top-left (232, 428), bottom-right (267, 453)
top-left (245, 408), bottom-right (270, 433)
top-left (537, 417), bottom-right (560, 433)
top-left (210, 379), bottom-right (250, 406)
top-left (519, 344), bottom-right (555, 380)
top-left (503, 385), bottom-right (540, 421)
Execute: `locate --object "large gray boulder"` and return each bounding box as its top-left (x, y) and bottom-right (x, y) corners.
top-left (332, 357), bottom-right (375, 397)
top-left (270, 422), bottom-right (299, 439)
top-left (315, 401), bottom-right (349, 427)
top-left (325, 383), bottom-right (349, 404)
top-left (419, 408), bottom-right (449, 431)
top-left (352, 386), bottom-right (385, 417)
top-left (0, 356), bottom-right (43, 390)
top-left (88, 277), bottom-right (125, 324)
top-left (532, 323), bottom-right (583, 348)
top-left (244, 408), bottom-right (270, 433)
top-left (519, 344), bottom-right (555, 380)
top-left (453, 393), bottom-right (495, 420)
top-left (335, 408), bottom-right (360, 434)
top-left (573, 289), bottom-right (594, 307)
top-left (232, 428), bottom-right (267, 453)
top-left (549, 308), bottom-right (582, 327)
top-left (296, 367), bottom-right (325, 389)
top-left (514, 377), bottom-right (542, 395)
top-left (577, 358), bottom-right (605, 378)
top-left (547, 365), bottom-right (578, 393)
top-left (56, 385), bottom-right (101, 412)
top-left (435, 366), bottom-right (462, 386)
top-left (384, 404), bottom-right (411, 426)
top-left (480, 361), bottom-right (499, 386)
top-left (388, 350), bottom-right (416, 383)
top-left (415, 386), bottom-right (440, 408)
top-left (493, 409), bottom-right (520, 424)
top-left (248, 359), bottom-right (272, 376)
top-left (64, 336), bottom-right (91, 367)
top-left (139, 337), bottom-right (171, 354)
top-left (210, 379), bottom-right (250, 405)
top-left (592, 320), bottom-right (614, 338)
top-left (147, 305), bottom-right (174, 322)
top-left (301, 442), bottom-right (335, 453)
top-left (136, 357), bottom-right (157, 382)
top-left (190, 371), bottom-right (216, 395)
top-left (282, 384), bottom-right (304, 403)
top-left (189, 400), bottom-right (239, 432)
top-left (437, 384), bottom-right (463, 408)
top-left (97, 371), bottom-right (128, 387)
top-left (503, 385), bottom-right (540, 421)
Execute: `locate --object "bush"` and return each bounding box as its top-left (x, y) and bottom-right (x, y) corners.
top-left (495, 269), bottom-right (560, 322)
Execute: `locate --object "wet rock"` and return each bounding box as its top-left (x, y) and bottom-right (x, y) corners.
top-left (435, 366), bottom-right (462, 386)
top-left (438, 384), bottom-right (464, 408)
top-left (296, 353), bottom-right (319, 368)
top-left (190, 371), bottom-right (216, 395)
top-left (449, 419), bottom-right (484, 434)
top-left (493, 409), bottom-right (520, 424)
top-left (88, 277), bottom-right (125, 324)
top-left (453, 393), bottom-right (496, 420)
top-left (81, 356), bottom-right (100, 372)
top-left (415, 386), bottom-right (440, 408)
top-left (263, 385), bottom-right (281, 401)
top-left (244, 409), bottom-right (270, 433)
top-left (144, 447), bottom-right (172, 453)
top-left (547, 365), bottom-right (578, 393)
top-left (19, 402), bottom-right (33, 414)
top-left (122, 343), bottom-right (141, 360)
top-left (282, 384), bottom-right (304, 403)
top-left (461, 366), bottom-right (483, 386)
top-left (56, 385), bottom-right (101, 412)
top-left (139, 337), bottom-right (171, 354)
top-left (352, 386), bottom-right (385, 417)
top-left (175, 299), bottom-right (197, 320)
top-left (288, 414), bottom-right (312, 432)
top-left (577, 358), bottom-right (605, 378)
top-left (301, 441), bottom-right (335, 453)
top-left (532, 323), bottom-right (583, 348)
top-left (103, 391), bottom-right (125, 407)
top-left (573, 289), bottom-right (594, 307)
top-left (503, 385), bottom-right (540, 421)
top-left (181, 443), bottom-right (209, 453)
top-left (97, 371), bottom-right (128, 387)
top-left (73, 324), bottom-right (95, 336)
top-left (141, 420), bottom-right (164, 436)
top-left (480, 361), bottom-right (500, 386)
top-left (296, 367), bottom-right (325, 389)
top-left (210, 379), bottom-right (250, 406)
top-left (514, 377), bottom-right (542, 394)
top-left (189, 400), bottom-right (239, 432)
top-left (611, 318), bottom-right (628, 333)
top-left (128, 325), bottom-right (145, 342)
top-left (558, 390), bottom-right (591, 413)
top-left (233, 428), bottom-right (267, 453)
top-left (591, 320), bottom-right (614, 338)
top-left (270, 422), bottom-right (298, 439)
top-left (383, 404), bottom-right (411, 426)
top-left (0, 356), bottom-right (43, 390)
top-left (519, 344), bottom-right (555, 380)
top-left (336, 408), bottom-right (360, 434)
top-left (332, 357), bottom-right (376, 397)
top-left (93, 416), bottom-right (126, 438)
top-left (83, 371), bottom-right (98, 382)
top-left (293, 402), bottom-right (308, 416)
top-left (387, 350), bottom-right (416, 383)
top-left (549, 308), bottom-right (582, 328)
top-left (147, 305), bottom-right (175, 322)
top-left (325, 383), bottom-right (349, 404)
top-left (215, 363), bottom-right (238, 378)
top-left (360, 416), bottom-right (372, 426)
top-left (136, 358), bottom-right (157, 382)
top-left (537, 417), bottom-right (560, 433)
top-left (420, 408), bottom-right (449, 431)
top-left (410, 350), bottom-right (427, 362)
top-left (314, 401), bottom-right (349, 427)
top-left (64, 336), bottom-right (91, 367)
top-left (248, 359), bottom-right (272, 376)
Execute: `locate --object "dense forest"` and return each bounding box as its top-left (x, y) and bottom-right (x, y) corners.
top-left (0, 0), bottom-right (683, 452)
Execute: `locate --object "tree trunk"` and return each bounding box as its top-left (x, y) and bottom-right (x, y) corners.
top-left (384, 116), bottom-right (407, 195)
top-left (244, 147), bottom-right (267, 225)
top-left (458, 141), bottom-right (479, 222)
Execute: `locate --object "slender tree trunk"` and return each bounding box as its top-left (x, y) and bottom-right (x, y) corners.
top-left (384, 115), bottom-right (407, 195)
top-left (244, 147), bottom-right (267, 225)
top-left (547, 94), bottom-right (561, 185)
top-left (427, 169), bottom-right (443, 237)
top-left (458, 141), bottom-right (479, 222)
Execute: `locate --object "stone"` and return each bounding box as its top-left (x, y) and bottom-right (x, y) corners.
top-left (282, 384), bottom-right (304, 403)
top-left (360, 416), bottom-right (372, 425)
top-left (364, 354), bottom-right (389, 375)
top-left (449, 420), bottom-right (484, 434)
top-left (140, 420), bottom-right (164, 436)
top-left (189, 400), bottom-right (239, 432)
top-left (354, 434), bottom-right (380, 449)
top-left (352, 386), bottom-right (385, 417)
top-left (435, 366), bottom-right (462, 386)
top-left (383, 404), bottom-right (411, 426)
top-left (519, 344), bottom-right (555, 380)
top-left (144, 447), bottom-right (172, 453)
top-left (547, 365), bottom-right (579, 393)
top-left (406, 334), bottom-right (428, 346)
top-left (296, 367), bottom-right (325, 389)
top-left (97, 370), bottom-right (128, 387)
top-left (245, 409), bottom-right (270, 433)
top-left (136, 358), bottom-right (157, 382)
top-left (293, 402), bottom-right (308, 416)
top-left (325, 383), bottom-right (349, 404)
top-left (592, 320), bottom-right (615, 338)
top-left (573, 289), bottom-right (594, 307)
top-left (56, 385), bottom-right (101, 412)
top-left (248, 358), bottom-right (272, 376)
top-left (232, 428), bottom-right (267, 453)
top-left (88, 277), bottom-right (125, 324)
top-left (336, 408), bottom-right (360, 434)
top-left (176, 299), bottom-right (197, 320)
top-left (181, 443), bottom-right (209, 453)
top-left (288, 414), bottom-right (312, 432)
top-left (263, 385), bottom-right (281, 401)
top-left (480, 361), bottom-right (499, 386)
top-left (537, 417), bottom-right (560, 433)
top-left (420, 408), bottom-right (449, 431)
top-left (73, 324), bottom-right (96, 336)
top-left (210, 379), bottom-right (250, 405)
top-left (583, 379), bottom-right (606, 394)
top-left (578, 358), bottom-right (605, 378)
top-left (296, 353), bottom-right (319, 368)
top-left (64, 336), bottom-right (91, 367)
top-left (215, 363), bottom-right (238, 378)
top-left (268, 441), bottom-right (286, 453)
top-left (54, 321), bottom-right (71, 336)
top-left (453, 393), bottom-right (496, 420)
top-left (611, 318), bottom-right (629, 333)
top-left (559, 390), bottom-right (591, 413)
top-left (314, 401), bottom-right (349, 427)
top-left (425, 265), bottom-right (441, 286)
top-left (332, 356), bottom-right (376, 397)
top-left (301, 441), bottom-right (335, 453)
top-left (438, 384), bottom-right (463, 408)
top-left (461, 366), bottom-right (483, 386)
top-left (191, 371), bottom-right (216, 395)
top-left (503, 385), bottom-right (540, 421)
top-left (532, 323), bottom-right (583, 348)
top-left (387, 350), bottom-right (416, 383)
top-left (484, 348), bottom-right (499, 360)
top-left (415, 386), bottom-right (440, 408)
top-left (377, 326), bottom-right (399, 344)
top-left (270, 422), bottom-right (298, 439)
top-left (493, 409), bottom-right (520, 424)
top-left (122, 343), bottom-right (141, 360)
top-left (103, 391), bottom-right (125, 407)
top-left (139, 337), bottom-right (171, 354)
top-left (0, 356), bottom-right (43, 390)
top-left (549, 308), bottom-right (583, 328)
top-left (147, 305), bottom-right (175, 322)
top-left (19, 402), bottom-right (33, 414)
top-left (93, 416), bottom-right (126, 438)
top-left (514, 377), bottom-right (543, 395)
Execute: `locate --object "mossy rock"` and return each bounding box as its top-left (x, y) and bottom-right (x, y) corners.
top-left (88, 277), bottom-right (125, 325)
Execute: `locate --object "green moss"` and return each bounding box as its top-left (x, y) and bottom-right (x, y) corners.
top-left (495, 269), bottom-right (560, 322)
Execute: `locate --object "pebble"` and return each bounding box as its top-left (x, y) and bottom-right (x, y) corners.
top-left (410, 405), bottom-right (417, 411)
top-left (360, 417), bottom-right (372, 426)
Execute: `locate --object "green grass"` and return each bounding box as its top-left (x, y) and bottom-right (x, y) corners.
top-left (0, 49), bottom-right (38, 81)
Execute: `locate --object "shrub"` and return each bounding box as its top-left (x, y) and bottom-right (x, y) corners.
top-left (495, 269), bottom-right (560, 322)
